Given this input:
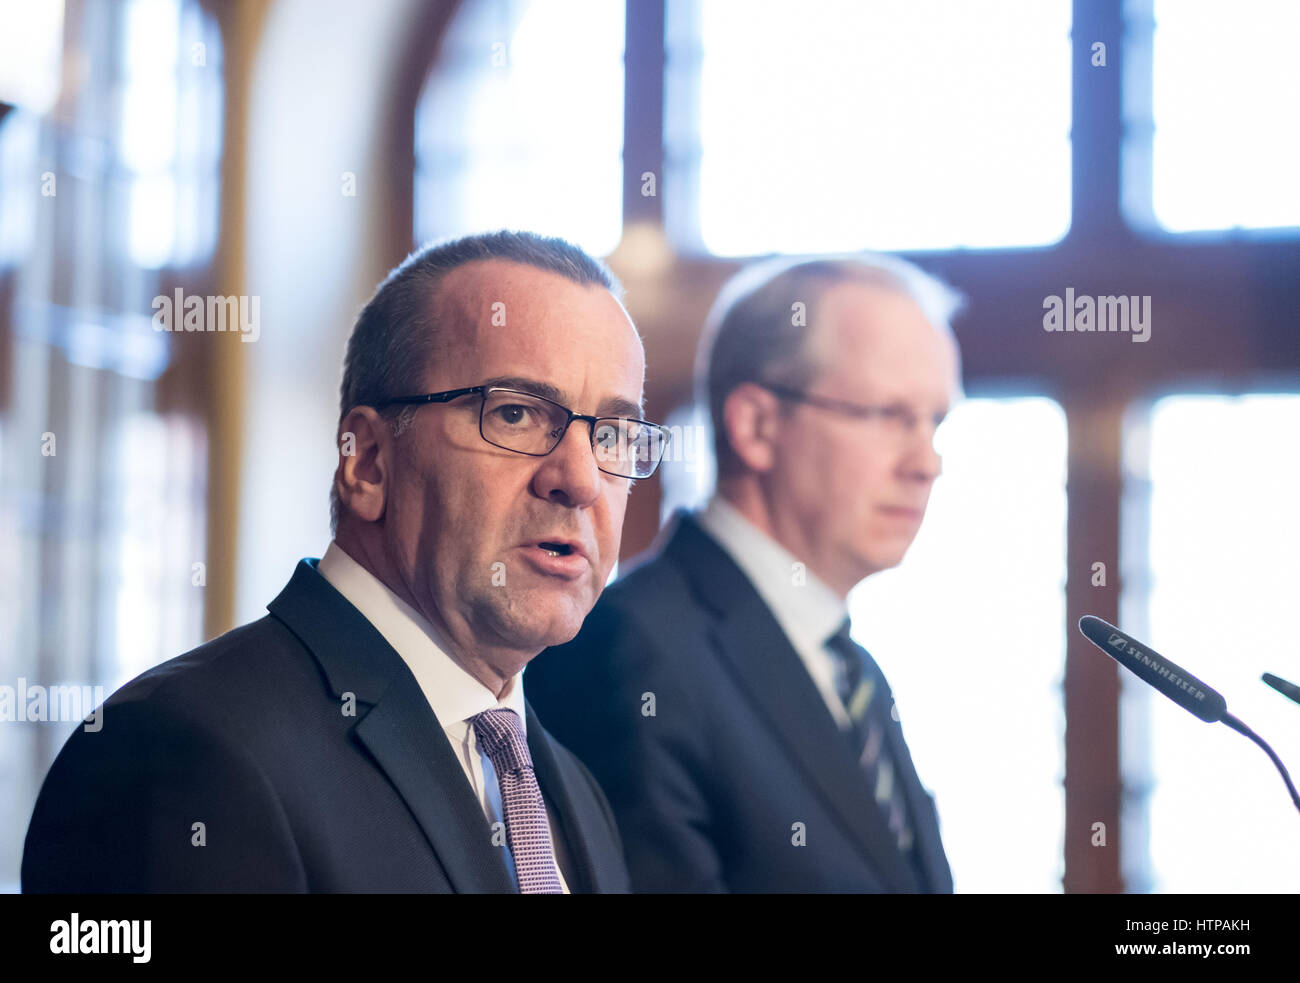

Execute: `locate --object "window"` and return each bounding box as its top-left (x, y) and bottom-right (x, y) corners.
top-left (0, 1), bottom-right (64, 118)
top-left (1121, 394), bottom-right (1300, 892)
top-left (665, 0), bottom-right (1073, 255)
top-left (414, 0), bottom-right (625, 256)
top-left (121, 0), bottom-right (224, 268)
top-left (1134, 0), bottom-right (1300, 235)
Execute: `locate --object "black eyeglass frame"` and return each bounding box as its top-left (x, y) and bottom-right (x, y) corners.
top-left (374, 385), bottom-right (672, 479)
top-left (760, 382), bottom-right (946, 433)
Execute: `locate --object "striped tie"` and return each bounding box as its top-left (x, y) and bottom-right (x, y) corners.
top-left (825, 618), bottom-right (915, 853)
top-left (471, 708), bottom-right (564, 894)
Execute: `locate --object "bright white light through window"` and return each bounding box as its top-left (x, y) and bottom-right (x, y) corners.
top-left (0, 0), bottom-right (64, 115)
top-left (120, 0), bottom-right (221, 269)
top-left (1151, 1), bottom-right (1300, 233)
top-left (123, 0), bottom-right (179, 267)
top-left (1129, 395), bottom-right (1300, 891)
top-left (669, 0), bottom-right (1072, 255)
top-left (415, 0), bottom-right (625, 257)
top-left (851, 398), bottom-right (1068, 892)
top-left (122, 0), bottom-right (179, 172)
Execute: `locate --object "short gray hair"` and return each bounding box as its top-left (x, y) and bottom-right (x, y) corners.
top-left (330, 230), bottom-right (622, 534)
top-left (695, 253), bottom-right (963, 478)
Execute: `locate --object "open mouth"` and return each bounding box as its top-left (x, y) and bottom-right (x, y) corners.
top-left (537, 542), bottom-right (574, 556)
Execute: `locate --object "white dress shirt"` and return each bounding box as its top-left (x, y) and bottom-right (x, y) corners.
top-left (695, 495), bottom-right (854, 730)
top-left (317, 541), bottom-right (571, 892)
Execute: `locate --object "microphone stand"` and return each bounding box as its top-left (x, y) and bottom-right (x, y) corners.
top-left (1220, 712), bottom-right (1300, 814)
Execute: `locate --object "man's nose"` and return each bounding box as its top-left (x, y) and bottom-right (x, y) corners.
top-left (531, 417), bottom-right (603, 507)
top-left (900, 425), bottom-right (943, 483)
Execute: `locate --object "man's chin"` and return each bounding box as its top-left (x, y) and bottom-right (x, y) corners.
top-left (509, 624), bottom-right (584, 658)
top-left (856, 546), bottom-right (911, 579)
top-left (487, 590), bottom-right (592, 653)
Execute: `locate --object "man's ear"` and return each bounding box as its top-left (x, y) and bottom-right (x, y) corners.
top-left (335, 406), bottom-right (392, 524)
top-left (721, 382), bottom-right (781, 474)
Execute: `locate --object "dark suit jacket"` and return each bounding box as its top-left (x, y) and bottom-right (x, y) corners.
top-left (22, 559), bottom-right (630, 893)
top-left (526, 509), bottom-right (954, 893)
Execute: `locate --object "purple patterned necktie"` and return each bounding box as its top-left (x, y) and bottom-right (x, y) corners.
top-left (471, 708), bottom-right (564, 894)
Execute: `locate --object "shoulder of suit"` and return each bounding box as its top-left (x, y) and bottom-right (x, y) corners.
top-left (111, 614), bottom-right (300, 701)
top-left (533, 557), bottom-right (712, 705)
top-left (604, 542), bottom-right (686, 596)
top-left (82, 614), bottom-right (316, 756)
top-left (578, 552), bottom-right (701, 639)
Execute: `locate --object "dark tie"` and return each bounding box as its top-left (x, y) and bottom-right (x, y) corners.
top-left (825, 617), bottom-right (915, 854)
top-left (471, 708), bottom-right (564, 894)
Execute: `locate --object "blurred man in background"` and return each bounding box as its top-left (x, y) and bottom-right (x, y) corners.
top-left (528, 254), bottom-right (962, 892)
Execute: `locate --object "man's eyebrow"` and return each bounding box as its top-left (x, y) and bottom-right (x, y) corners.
top-left (602, 395), bottom-right (646, 419)
top-left (481, 376), bottom-right (645, 419)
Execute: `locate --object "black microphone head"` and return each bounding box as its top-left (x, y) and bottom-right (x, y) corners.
top-left (1262, 672), bottom-right (1300, 707)
top-left (1078, 615), bottom-right (1228, 723)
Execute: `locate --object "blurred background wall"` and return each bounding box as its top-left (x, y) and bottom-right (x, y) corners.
top-left (1, 0), bottom-right (1297, 894)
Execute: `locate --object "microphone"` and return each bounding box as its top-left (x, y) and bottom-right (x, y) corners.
top-left (1078, 615), bottom-right (1300, 816)
top-left (1263, 672), bottom-right (1300, 708)
top-left (1078, 616), bottom-right (1227, 722)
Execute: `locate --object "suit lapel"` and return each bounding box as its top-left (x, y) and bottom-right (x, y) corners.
top-left (664, 512), bottom-right (921, 892)
top-left (350, 683), bottom-right (515, 893)
top-left (268, 559), bottom-right (515, 894)
top-left (710, 601), bottom-right (921, 892)
top-left (884, 716), bottom-right (953, 892)
top-left (525, 701), bottom-right (599, 893)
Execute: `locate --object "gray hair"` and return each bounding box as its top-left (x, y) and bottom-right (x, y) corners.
top-left (330, 230), bottom-right (622, 534)
top-left (695, 253), bottom-right (964, 478)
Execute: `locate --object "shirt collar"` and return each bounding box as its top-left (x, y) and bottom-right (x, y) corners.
top-left (317, 541), bottom-right (526, 733)
top-left (696, 495), bottom-right (848, 651)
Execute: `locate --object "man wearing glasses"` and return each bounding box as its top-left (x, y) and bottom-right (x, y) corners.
top-left (528, 255), bottom-right (962, 893)
top-left (23, 231), bottom-right (667, 893)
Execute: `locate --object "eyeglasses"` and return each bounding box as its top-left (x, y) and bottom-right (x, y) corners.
top-left (762, 383), bottom-right (947, 436)
top-left (374, 385), bottom-right (672, 479)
